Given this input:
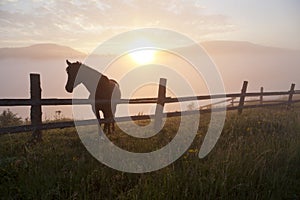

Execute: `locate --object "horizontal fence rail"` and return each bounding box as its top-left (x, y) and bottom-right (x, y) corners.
top-left (0, 91), bottom-right (296, 106)
top-left (0, 73), bottom-right (299, 138)
top-left (1, 99), bottom-right (299, 135)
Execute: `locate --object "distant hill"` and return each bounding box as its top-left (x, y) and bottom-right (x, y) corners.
top-left (1, 41), bottom-right (298, 60)
top-left (171, 40), bottom-right (300, 59)
top-left (0, 44), bottom-right (86, 59)
top-left (201, 41), bottom-right (298, 55)
top-left (171, 40), bottom-right (300, 92)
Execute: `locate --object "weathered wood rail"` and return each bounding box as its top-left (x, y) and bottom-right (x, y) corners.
top-left (0, 74), bottom-right (299, 138)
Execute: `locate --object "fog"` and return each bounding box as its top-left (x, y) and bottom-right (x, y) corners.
top-left (1, 42), bottom-right (299, 120)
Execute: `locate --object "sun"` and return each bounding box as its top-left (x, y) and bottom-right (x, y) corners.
top-left (129, 49), bottom-right (156, 65)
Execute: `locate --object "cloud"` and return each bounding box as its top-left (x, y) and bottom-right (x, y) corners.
top-left (0, 0), bottom-right (235, 51)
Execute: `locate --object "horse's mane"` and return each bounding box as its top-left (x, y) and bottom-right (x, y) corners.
top-left (78, 62), bottom-right (103, 76)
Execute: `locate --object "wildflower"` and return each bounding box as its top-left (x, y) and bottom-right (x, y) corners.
top-left (188, 149), bottom-right (198, 153)
top-left (73, 156), bottom-right (79, 161)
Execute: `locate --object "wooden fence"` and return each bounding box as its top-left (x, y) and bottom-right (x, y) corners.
top-left (0, 73), bottom-right (299, 140)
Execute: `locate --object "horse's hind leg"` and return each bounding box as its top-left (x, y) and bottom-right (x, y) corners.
top-left (107, 117), bottom-right (112, 134)
top-left (107, 121), bottom-right (112, 134)
top-left (110, 103), bottom-right (117, 134)
top-left (106, 118), bottom-right (114, 134)
top-left (111, 116), bottom-right (116, 133)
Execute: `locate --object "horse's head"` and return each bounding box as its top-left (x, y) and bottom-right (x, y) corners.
top-left (65, 60), bottom-right (81, 93)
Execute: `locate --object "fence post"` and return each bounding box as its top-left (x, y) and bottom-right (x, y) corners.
top-left (238, 81), bottom-right (248, 115)
top-left (287, 83), bottom-right (295, 110)
top-left (30, 74), bottom-right (42, 142)
top-left (154, 78), bottom-right (167, 131)
top-left (260, 87), bottom-right (264, 105)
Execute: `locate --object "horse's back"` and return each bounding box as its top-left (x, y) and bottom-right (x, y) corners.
top-left (95, 78), bottom-right (120, 102)
top-left (110, 79), bottom-right (119, 87)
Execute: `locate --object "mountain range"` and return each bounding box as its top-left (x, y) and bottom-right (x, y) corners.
top-left (1, 41), bottom-right (299, 59)
top-left (201, 41), bottom-right (299, 55)
top-left (0, 43), bottom-right (86, 59)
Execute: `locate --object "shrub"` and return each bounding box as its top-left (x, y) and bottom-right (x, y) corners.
top-left (0, 109), bottom-right (23, 128)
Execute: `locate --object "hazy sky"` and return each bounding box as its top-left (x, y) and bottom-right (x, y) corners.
top-left (0, 0), bottom-right (299, 52)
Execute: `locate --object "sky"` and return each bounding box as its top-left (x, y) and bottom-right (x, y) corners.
top-left (0, 0), bottom-right (300, 53)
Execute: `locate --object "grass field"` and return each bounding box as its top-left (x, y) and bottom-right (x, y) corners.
top-left (0, 106), bottom-right (300, 199)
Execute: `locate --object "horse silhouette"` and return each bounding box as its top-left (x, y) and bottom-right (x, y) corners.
top-left (65, 60), bottom-right (121, 134)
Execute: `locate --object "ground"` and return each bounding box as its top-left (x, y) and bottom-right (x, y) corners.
top-left (0, 106), bottom-right (300, 199)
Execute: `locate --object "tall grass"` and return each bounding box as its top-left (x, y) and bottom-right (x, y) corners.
top-left (0, 107), bottom-right (299, 199)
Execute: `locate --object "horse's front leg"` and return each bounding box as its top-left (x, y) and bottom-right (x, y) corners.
top-left (110, 103), bottom-right (117, 134)
top-left (92, 105), bottom-right (104, 137)
top-left (103, 111), bottom-right (111, 134)
top-left (112, 121), bottom-right (115, 133)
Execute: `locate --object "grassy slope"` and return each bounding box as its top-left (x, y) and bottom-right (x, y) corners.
top-left (0, 106), bottom-right (300, 199)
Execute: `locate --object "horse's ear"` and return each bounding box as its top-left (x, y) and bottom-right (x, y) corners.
top-left (66, 60), bottom-right (71, 65)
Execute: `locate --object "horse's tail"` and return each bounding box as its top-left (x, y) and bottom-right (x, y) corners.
top-left (110, 79), bottom-right (121, 100)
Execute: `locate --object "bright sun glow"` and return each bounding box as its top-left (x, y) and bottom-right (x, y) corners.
top-left (129, 49), bottom-right (156, 65)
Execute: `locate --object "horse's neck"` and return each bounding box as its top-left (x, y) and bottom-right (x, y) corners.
top-left (79, 66), bottom-right (102, 96)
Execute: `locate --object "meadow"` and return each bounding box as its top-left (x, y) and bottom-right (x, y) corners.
top-left (0, 106), bottom-right (299, 199)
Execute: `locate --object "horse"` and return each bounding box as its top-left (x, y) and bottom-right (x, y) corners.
top-left (65, 60), bottom-right (121, 134)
